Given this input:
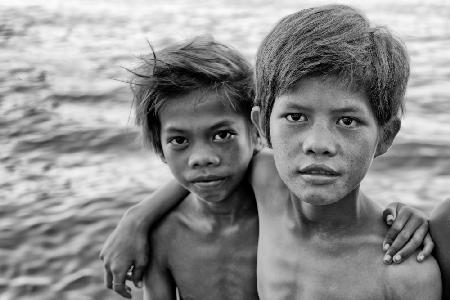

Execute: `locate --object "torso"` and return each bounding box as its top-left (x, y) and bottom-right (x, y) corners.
top-left (253, 177), bottom-right (434, 300)
top-left (257, 205), bottom-right (390, 300)
top-left (152, 191), bottom-right (259, 300)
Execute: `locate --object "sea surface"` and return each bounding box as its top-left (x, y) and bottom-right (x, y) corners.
top-left (1, 0), bottom-right (449, 299)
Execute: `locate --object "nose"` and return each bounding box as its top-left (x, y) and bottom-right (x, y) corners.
top-left (188, 144), bottom-right (220, 168)
top-left (301, 122), bottom-right (337, 156)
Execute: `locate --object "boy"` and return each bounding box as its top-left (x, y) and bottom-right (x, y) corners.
top-left (128, 36), bottom-right (259, 300)
top-left (250, 4), bottom-right (441, 299)
top-left (101, 7), bottom-right (436, 299)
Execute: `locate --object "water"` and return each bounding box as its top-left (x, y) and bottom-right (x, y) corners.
top-left (1, 0), bottom-right (449, 299)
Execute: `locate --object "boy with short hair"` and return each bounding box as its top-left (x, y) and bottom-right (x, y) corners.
top-left (250, 4), bottom-right (441, 299)
top-left (101, 6), bottom-right (437, 299)
top-left (130, 36), bottom-right (259, 300)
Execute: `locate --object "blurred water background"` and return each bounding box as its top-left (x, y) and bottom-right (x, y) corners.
top-left (1, 0), bottom-right (449, 299)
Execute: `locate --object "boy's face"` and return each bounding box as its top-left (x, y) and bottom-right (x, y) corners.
top-left (266, 77), bottom-right (381, 206)
top-left (159, 90), bottom-right (255, 203)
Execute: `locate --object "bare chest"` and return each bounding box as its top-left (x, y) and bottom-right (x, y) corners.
top-left (167, 220), bottom-right (259, 300)
top-left (257, 222), bottom-right (389, 300)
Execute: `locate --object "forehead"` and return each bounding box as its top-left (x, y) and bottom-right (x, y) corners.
top-left (159, 90), bottom-right (248, 130)
top-left (275, 77), bottom-right (373, 115)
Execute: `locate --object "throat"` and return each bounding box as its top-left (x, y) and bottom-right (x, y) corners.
top-left (291, 188), bottom-right (367, 232)
top-left (194, 182), bottom-right (255, 220)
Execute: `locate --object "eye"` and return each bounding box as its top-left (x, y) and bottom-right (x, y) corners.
top-left (213, 130), bottom-right (235, 141)
top-left (337, 117), bottom-right (358, 128)
top-left (168, 136), bottom-right (188, 146)
top-left (286, 113), bottom-right (307, 122)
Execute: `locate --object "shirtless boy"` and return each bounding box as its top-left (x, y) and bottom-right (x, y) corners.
top-left (249, 4), bottom-right (441, 299)
top-left (100, 6), bottom-right (438, 299)
top-left (128, 37), bottom-right (259, 299)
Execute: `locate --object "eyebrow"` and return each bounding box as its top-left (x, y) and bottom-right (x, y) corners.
top-left (163, 120), bottom-right (238, 133)
top-left (282, 100), bottom-right (367, 114)
top-left (330, 106), bottom-right (366, 114)
top-left (209, 120), bottom-right (237, 131)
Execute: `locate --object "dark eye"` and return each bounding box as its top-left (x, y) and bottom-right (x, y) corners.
top-left (213, 131), bottom-right (234, 141)
top-left (169, 137), bottom-right (188, 146)
top-left (286, 113), bottom-right (307, 122)
top-left (337, 117), bottom-right (358, 128)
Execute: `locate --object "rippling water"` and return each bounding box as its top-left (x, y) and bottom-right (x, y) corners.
top-left (1, 0), bottom-right (449, 299)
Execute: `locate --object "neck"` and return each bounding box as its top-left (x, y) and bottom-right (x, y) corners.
top-left (291, 187), bottom-right (368, 232)
top-left (193, 182), bottom-right (254, 222)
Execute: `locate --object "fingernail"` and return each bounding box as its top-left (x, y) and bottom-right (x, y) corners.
top-left (386, 215), bottom-right (395, 225)
top-left (417, 254), bottom-right (424, 262)
top-left (383, 243), bottom-right (390, 251)
top-left (393, 254), bottom-right (401, 263)
top-left (384, 254), bottom-right (392, 264)
top-left (137, 281), bottom-right (143, 288)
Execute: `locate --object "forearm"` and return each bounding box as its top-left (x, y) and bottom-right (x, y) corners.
top-left (125, 179), bottom-right (188, 232)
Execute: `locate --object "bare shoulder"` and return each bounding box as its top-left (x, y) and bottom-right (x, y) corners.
top-left (430, 198), bottom-right (450, 233)
top-left (386, 253), bottom-right (441, 300)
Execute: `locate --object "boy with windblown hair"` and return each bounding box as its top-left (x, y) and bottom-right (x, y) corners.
top-left (132, 36), bottom-right (259, 300)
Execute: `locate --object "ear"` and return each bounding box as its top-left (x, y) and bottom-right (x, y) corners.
top-left (251, 106), bottom-right (267, 144)
top-left (375, 118), bottom-right (401, 157)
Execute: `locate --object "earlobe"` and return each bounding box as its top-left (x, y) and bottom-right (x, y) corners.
top-left (375, 118), bottom-right (401, 157)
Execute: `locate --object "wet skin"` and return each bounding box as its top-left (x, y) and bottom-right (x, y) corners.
top-left (143, 90), bottom-right (259, 300)
top-left (251, 77), bottom-right (441, 300)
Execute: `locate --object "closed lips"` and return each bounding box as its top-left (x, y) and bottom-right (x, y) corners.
top-left (298, 165), bottom-right (339, 176)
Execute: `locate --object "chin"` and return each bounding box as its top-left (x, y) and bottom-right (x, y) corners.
top-left (290, 186), bottom-right (342, 206)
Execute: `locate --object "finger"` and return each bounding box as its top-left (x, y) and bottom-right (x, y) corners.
top-left (132, 265), bottom-right (145, 288)
top-left (112, 282), bottom-right (132, 299)
top-left (132, 253), bottom-right (148, 288)
top-left (391, 224), bottom-right (427, 264)
top-left (384, 217), bottom-right (422, 264)
top-left (104, 267), bottom-right (113, 289)
top-left (111, 265), bottom-right (132, 298)
top-left (383, 202), bottom-right (399, 226)
top-left (417, 233), bottom-right (434, 262)
top-left (382, 208), bottom-right (412, 253)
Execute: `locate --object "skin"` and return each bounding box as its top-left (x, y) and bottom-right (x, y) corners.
top-left (250, 77), bottom-right (441, 299)
top-left (430, 198), bottom-right (450, 300)
top-left (143, 89), bottom-right (259, 300)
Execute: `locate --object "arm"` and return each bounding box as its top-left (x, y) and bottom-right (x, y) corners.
top-left (100, 179), bottom-right (188, 298)
top-left (430, 198), bottom-right (450, 300)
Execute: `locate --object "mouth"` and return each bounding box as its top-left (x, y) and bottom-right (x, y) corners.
top-left (297, 164), bottom-right (340, 184)
top-left (191, 176), bottom-right (227, 188)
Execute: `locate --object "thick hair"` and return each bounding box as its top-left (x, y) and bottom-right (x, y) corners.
top-left (255, 4), bottom-right (409, 145)
top-left (131, 36), bottom-right (254, 157)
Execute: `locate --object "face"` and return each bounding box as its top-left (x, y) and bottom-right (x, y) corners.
top-left (159, 89), bottom-right (255, 203)
top-left (266, 77), bottom-right (381, 206)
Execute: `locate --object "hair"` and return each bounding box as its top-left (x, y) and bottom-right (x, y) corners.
top-left (130, 36), bottom-right (254, 157)
top-left (255, 4), bottom-right (409, 145)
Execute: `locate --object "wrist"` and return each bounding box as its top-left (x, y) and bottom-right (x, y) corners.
top-left (123, 204), bottom-right (151, 233)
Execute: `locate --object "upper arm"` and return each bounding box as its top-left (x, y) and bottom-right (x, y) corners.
top-left (430, 198), bottom-right (450, 299)
top-left (387, 256), bottom-right (441, 300)
top-left (143, 229), bottom-right (177, 300)
top-left (248, 149), bottom-right (283, 192)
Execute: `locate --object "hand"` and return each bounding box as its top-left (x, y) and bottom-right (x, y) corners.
top-left (382, 202), bottom-right (434, 264)
top-left (100, 209), bottom-right (150, 298)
